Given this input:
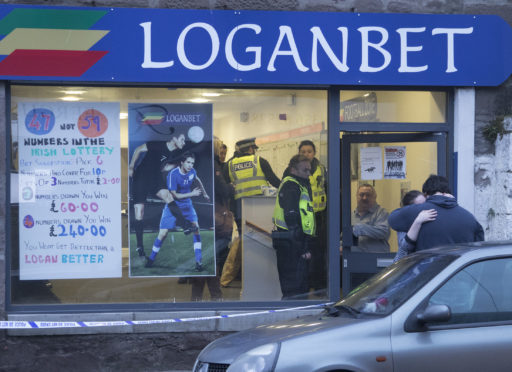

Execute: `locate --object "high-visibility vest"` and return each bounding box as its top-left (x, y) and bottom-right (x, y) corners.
top-left (228, 155), bottom-right (267, 199)
top-left (310, 163), bottom-right (327, 212)
top-left (272, 176), bottom-right (315, 236)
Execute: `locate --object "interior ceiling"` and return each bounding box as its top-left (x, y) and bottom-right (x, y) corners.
top-left (10, 86), bottom-right (313, 121)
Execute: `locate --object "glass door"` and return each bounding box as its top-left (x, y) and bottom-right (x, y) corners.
top-left (340, 132), bottom-right (447, 295)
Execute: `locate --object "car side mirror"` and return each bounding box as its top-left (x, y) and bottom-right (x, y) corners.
top-left (416, 304), bottom-right (451, 324)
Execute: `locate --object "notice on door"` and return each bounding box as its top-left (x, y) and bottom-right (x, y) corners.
top-left (17, 102), bottom-right (121, 280)
top-left (360, 147), bottom-right (383, 180)
top-left (384, 146), bottom-right (406, 179)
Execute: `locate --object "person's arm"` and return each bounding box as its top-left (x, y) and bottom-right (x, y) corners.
top-left (388, 204), bottom-right (419, 232)
top-left (474, 221), bottom-right (485, 242)
top-left (194, 176), bottom-right (210, 202)
top-left (353, 207), bottom-right (390, 240)
top-left (128, 143), bottom-right (148, 177)
top-left (215, 165), bottom-right (234, 200)
top-left (279, 181), bottom-right (302, 230)
top-left (394, 231), bottom-right (412, 262)
top-left (171, 187), bottom-right (202, 200)
top-left (321, 163), bottom-right (327, 194)
top-left (223, 160), bottom-right (233, 183)
top-left (406, 209), bottom-right (437, 241)
top-left (259, 157), bottom-right (281, 188)
top-left (279, 181), bottom-right (310, 258)
top-left (167, 170), bottom-right (200, 200)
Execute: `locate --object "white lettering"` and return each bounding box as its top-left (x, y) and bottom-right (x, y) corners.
top-left (177, 22), bottom-right (219, 70)
top-left (267, 26), bottom-right (308, 72)
top-left (432, 27), bottom-right (473, 72)
top-left (397, 27), bottom-right (428, 72)
top-left (359, 26), bottom-right (391, 72)
top-left (226, 24), bottom-right (262, 71)
top-left (140, 22), bottom-right (174, 68)
top-left (310, 26), bottom-right (349, 72)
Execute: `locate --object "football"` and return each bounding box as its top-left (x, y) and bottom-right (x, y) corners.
top-left (188, 125), bottom-right (204, 143)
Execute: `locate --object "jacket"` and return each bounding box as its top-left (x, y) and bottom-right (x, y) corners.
top-left (388, 194), bottom-right (485, 251)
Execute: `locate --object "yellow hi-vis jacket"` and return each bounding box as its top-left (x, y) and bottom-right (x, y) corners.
top-left (310, 163), bottom-right (327, 212)
top-left (272, 176), bottom-right (315, 236)
top-left (228, 154), bottom-right (267, 200)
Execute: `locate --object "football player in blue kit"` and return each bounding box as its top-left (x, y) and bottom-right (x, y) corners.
top-left (146, 152), bottom-right (210, 271)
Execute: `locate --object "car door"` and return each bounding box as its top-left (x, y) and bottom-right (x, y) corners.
top-left (391, 257), bottom-right (512, 372)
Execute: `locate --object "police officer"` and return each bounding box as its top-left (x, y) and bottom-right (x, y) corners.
top-left (282, 140), bottom-right (327, 292)
top-left (298, 140), bottom-right (327, 292)
top-left (227, 137), bottom-right (280, 232)
top-left (272, 154), bottom-right (316, 300)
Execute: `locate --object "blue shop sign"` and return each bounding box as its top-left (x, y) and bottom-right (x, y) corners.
top-left (0, 4), bottom-right (510, 86)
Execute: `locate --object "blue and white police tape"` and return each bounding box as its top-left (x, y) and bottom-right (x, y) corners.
top-left (0, 303), bottom-right (334, 329)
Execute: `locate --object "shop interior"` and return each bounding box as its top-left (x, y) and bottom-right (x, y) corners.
top-left (9, 86), bottom-right (446, 306)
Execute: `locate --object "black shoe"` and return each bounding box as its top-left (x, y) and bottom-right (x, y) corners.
top-left (136, 247), bottom-right (145, 257)
top-left (145, 257), bottom-right (154, 268)
top-left (195, 262), bottom-right (203, 272)
top-left (183, 225), bottom-right (199, 235)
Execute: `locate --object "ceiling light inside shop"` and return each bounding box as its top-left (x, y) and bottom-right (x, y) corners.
top-left (120, 112), bottom-right (128, 119)
top-left (60, 96), bottom-right (81, 101)
top-left (201, 92), bottom-right (222, 97)
top-left (190, 98), bottom-right (209, 103)
top-left (61, 90), bottom-right (86, 95)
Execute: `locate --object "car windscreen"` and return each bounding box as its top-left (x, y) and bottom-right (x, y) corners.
top-left (336, 253), bottom-right (457, 316)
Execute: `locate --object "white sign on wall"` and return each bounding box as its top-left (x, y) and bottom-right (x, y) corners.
top-left (17, 102), bottom-right (121, 280)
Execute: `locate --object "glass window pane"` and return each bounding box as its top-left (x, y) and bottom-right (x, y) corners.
top-left (349, 141), bottom-right (437, 254)
top-left (429, 258), bottom-right (512, 324)
top-left (340, 90), bottom-right (446, 123)
top-left (10, 86), bottom-right (328, 305)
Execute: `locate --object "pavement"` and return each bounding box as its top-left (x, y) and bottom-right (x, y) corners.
top-left (0, 331), bottom-right (226, 372)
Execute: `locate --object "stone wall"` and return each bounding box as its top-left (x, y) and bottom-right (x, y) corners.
top-left (6, 0), bottom-right (512, 26)
top-left (475, 113), bottom-right (512, 240)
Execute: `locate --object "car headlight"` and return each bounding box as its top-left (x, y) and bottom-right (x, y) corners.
top-left (227, 343), bottom-right (280, 372)
top-left (192, 359), bottom-right (208, 372)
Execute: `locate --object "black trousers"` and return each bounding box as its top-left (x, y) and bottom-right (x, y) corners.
top-left (273, 236), bottom-right (310, 300)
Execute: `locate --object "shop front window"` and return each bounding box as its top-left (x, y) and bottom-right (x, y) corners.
top-left (340, 90), bottom-right (446, 123)
top-left (9, 86), bottom-right (328, 305)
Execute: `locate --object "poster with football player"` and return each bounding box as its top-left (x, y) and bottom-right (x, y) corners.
top-left (127, 103), bottom-right (214, 278)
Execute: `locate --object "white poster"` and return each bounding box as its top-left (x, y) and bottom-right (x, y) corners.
top-left (17, 102), bottom-right (121, 280)
top-left (360, 147), bottom-right (383, 180)
top-left (384, 146), bottom-right (407, 179)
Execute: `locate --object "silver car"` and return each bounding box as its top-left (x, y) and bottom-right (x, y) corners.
top-left (194, 241), bottom-right (512, 372)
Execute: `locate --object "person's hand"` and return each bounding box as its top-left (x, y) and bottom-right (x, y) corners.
top-left (128, 167), bottom-right (134, 178)
top-left (301, 252), bottom-right (311, 260)
top-left (191, 187), bottom-right (202, 197)
top-left (415, 209), bottom-right (437, 224)
top-left (162, 163), bottom-right (176, 172)
top-left (203, 193), bottom-right (210, 202)
top-left (292, 227), bottom-right (304, 241)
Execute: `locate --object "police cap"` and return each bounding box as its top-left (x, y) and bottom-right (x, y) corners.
top-left (236, 138), bottom-right (259, 151)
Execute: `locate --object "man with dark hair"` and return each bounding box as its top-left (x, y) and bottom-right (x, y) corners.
top-left (422, 174), bottom-right (451, 195)
top-left (389, 175), bottom-right (484, 251)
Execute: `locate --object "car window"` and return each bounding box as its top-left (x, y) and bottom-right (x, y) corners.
top-left (429, 257), bottom-right (512, 324)
top-left (337, 253), bottom-right (456, 315)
